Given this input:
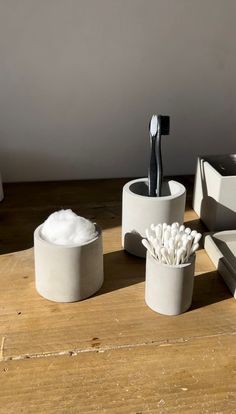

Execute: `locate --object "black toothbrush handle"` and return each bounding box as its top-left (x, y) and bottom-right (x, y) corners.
top-left (148, 137), bottom-right (157, 197)
top-left (156, 134), bottom-right (162, 197)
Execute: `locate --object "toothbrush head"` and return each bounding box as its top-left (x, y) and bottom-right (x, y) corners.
top-left (149, 115), bottom-right (158, 137)
top-left (158, 115), bottom-right (170, 136)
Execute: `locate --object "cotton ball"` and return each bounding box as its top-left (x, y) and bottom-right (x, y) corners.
top-left (41, 209), bottom-right (98, 246)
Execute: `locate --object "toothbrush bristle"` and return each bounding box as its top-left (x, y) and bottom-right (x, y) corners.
top-left (158, 115), bottom-right (170, 135)
top-left (150, 115), bottom-right (158, 136)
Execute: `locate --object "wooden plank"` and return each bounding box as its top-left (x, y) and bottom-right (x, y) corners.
top-left (1, 176), bottom-right (236, 413)
top-left (0, 334), bottom-right (236, 413)
top-left (0, 242), bottom-right (235, 360)
top-left (0, 176), bottom-right (197, 254)
top-left (0, 178), bottom-right (127, 254)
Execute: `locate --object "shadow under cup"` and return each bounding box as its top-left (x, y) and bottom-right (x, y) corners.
top-left (122, 178), bottom-right (186, 258)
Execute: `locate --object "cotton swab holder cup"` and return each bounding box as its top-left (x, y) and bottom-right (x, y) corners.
top-left (122, 178), bottom-right (186, 257)
top-left (145, 251), bottom-right (195, 316)
top-left (34, 224), bottom-right (103, 302)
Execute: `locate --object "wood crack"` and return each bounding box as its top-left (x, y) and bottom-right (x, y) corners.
top-left (1, 331), bottom-right (236, 362)
top-left (0, 337), bottom-right (5, 361)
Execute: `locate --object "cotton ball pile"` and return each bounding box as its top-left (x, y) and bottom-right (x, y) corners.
top-left (41, 209), bottom-right (98, 246)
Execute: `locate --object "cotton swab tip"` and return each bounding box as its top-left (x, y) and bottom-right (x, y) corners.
top-left (194, 233), bottom-right (202, 244)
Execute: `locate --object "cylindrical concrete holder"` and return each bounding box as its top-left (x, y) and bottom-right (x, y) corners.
top-left (34, 224), bottom-right (104, 302)
top-left (122, 178), bottom-right (186, 257)
top-left (145, 252), bottom-right (195, 316)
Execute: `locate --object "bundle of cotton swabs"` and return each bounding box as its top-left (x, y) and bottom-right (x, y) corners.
top-left (142, 222), bottom-right (202, 265)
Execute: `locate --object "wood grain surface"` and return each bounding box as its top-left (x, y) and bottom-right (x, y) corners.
top-left (0, 177), bottom-right (235, 413)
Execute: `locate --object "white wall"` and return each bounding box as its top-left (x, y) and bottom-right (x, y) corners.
top-left (0, 0), bottom-right (235, 182)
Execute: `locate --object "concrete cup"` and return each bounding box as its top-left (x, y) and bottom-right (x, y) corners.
top-left (145, 251), bottom-right (195, 316)
top-left (122, 178), bottom-right (186, 257)
top-left (34, 224), bottom-right (103, 302)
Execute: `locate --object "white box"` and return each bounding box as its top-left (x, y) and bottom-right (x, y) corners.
top-left (204, 231), bottom-right (236, 299)
top-left (193, 154), bottom-right (236, 231)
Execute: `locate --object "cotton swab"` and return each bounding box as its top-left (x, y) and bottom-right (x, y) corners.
top-left (142, 239), bottom-right (156, 259)
top-left (194, 233), bottom-right (202, 245)
top-left (190, 242), bottom-right (199, 255)
top-left (142, 222), bottom-right (202, 265)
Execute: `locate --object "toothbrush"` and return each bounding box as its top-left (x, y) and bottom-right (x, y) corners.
top-left (148, 115), bottom-right (158, 197)
top-left (156, 115), bottom-right (170, 196)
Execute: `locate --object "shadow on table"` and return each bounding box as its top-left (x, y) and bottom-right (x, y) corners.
top-left (0, 152), bottom-right (129, 254)
top-left (95, 249), bottom-right (145, 296)
top-left (97, 254), bottom-right (232, 307)
top-left (191, 271), bottom-right (232, 310)
top-left (184, 218), bottom-right (207, 237)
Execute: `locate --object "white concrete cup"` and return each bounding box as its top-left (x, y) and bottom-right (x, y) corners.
top-left (145, 252), bottom-right (195, 316)
top-left (34, 224), bottom-right (104, 302)
top-left (122, 178), bottom-right (186, 258)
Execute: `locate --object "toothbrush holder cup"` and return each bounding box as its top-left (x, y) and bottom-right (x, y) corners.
top-left (122, 178), bottom-right (186, 258)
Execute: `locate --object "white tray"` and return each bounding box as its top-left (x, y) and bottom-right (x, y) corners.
top-left (193, 155), bottom-right (236, 231)
top-left (204, 230), bottom-right (236, 299)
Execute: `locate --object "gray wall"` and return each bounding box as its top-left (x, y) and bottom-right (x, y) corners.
top-left (0, 0), bottom-right (235, 182)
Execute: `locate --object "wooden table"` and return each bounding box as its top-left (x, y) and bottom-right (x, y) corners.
top-left (0, 178), bottom-right (235, 413)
